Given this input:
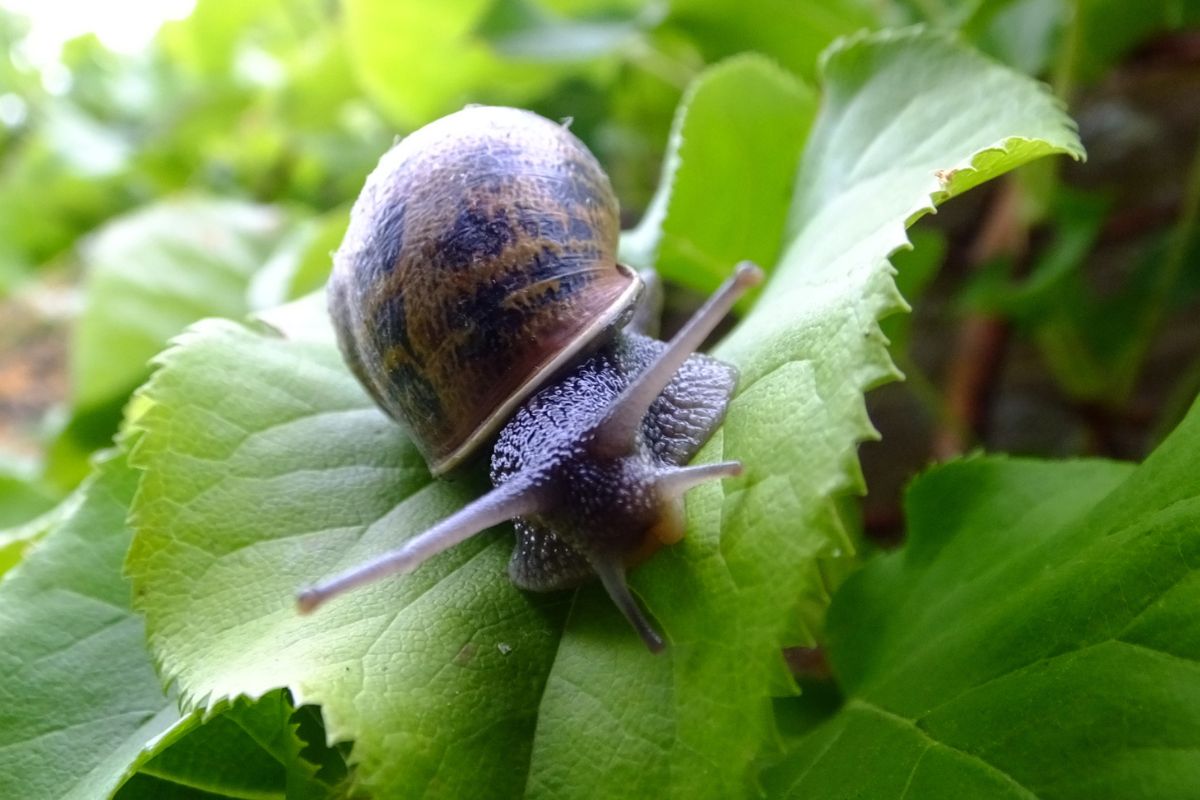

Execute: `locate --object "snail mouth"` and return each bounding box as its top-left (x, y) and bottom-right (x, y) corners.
top-left (620, 501), bottom-right (685, 570)
top-left (431, 261), bottom-right (644, 476)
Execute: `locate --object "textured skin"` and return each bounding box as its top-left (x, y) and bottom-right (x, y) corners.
top-left (328, 106), bottom-right (639, 473)
top-left (491, 333), bottom-right (738, 591)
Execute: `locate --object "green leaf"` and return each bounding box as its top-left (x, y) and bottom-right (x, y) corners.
top-left (0, 488), bottom-right (77, 578)
top-left (0, 454), bottom-right (180, 800)
top-left (962, 0), bottom-right (1065, 76)
top-left (126, 320), bottom-right (568, 798)
top-left (72, 197), bottom-right (290, 414)
top-left (0, 130), bottom-right (135, 282)
top-left (923, 0), bottom-right (1199, 83)
top-left (768, 394), bottom-right (1200, 799)
top-left (620, 54), bottom-right (817, 291)
top-left (0, 466), bottom-right (59, 530)
top-left (115, 692), bottom-right (342, 800)
top-left (125, 30), bottom-right (1082, 800)
top-left (250, 207), bottom-right (350, 309)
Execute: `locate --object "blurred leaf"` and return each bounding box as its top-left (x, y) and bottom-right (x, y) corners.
top-left (1074, 0), bottom-right (1200, 83)
top-left (964, 188), bottom-right (1108, 320)
top-left (43, 399), bottom-right (132, 493)
top-left (251, 290), bottom-right (336, 345)
top-left (768, 395), bottom-right (1200, 798)
top-left (982, 176), bottom-right (1200, 405)
top-left (94, 0), bottom-right (388, 210)
top-left (159, 0), bottom-right (285, 77)
top-left (943, 0), bottom-right (1200, 82)
top-left (0, 487), bottom-right (77, 577)
top-left (124, 31), bottom-right (1081, 799)
top-left (666, 0), bottom-right (878, 81)
top-left (478, 0), bottom-right (660, 62)
top-left (962, 0), bottom-right (1064, 75)
top-left (249, 206), bottom-right (350, 309)
top-left (343, 0), bottom-right (559, 126)
top-left (541, 0), bottom-right (649, 12)
top-left (0, 136), bottom-right (136, 282)
top-left (620, 54), bottom-right (816, 291)
top-left (0, 453), bottom-right (181, 800)
top-left (0, 467), bottom-right (58, 529)
top-left (73, 197), bottom-right (290, 414)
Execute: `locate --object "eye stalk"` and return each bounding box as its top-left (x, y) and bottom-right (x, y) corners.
top-left (592, 261), bottom-right (763, 459)
top-left (296, 480), bottom-right (545, 615)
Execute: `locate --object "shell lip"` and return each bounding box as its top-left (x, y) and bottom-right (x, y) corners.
top-left (429, 261), bottom-right (644, 477)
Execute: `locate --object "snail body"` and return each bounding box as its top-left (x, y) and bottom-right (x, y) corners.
top-left (304, 106), bottom-right (761, 651)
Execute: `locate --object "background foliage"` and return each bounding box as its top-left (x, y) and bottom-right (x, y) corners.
top-left (0, 1), bottom-right (1197, 798)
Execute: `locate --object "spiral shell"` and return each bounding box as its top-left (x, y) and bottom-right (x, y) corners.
top-left (328, 106), bottom-right (641, 474)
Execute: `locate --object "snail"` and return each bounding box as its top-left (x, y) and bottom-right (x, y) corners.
top-left (298, 105), bottom-right (762, 652)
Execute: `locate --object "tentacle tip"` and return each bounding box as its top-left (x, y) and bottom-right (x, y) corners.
top-left (626, 606), bottom-right (668, 653)
top-left (296, 588), bottom-right (323, 615)
top-left (734, 261), bottom-right (765, 287)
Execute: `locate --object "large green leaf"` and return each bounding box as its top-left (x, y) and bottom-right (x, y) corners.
top-left (124, 30), bottom-right (1081, 799)
top-left (768, 395), bottom-right (1200, 799)
top-left (0, 454), bottom-right (180, 800)
top-left (126, 317), bottom-right (569, 798)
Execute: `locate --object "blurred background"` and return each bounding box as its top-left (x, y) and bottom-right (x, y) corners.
top-left (0, 0), bottom-right (1196, 543)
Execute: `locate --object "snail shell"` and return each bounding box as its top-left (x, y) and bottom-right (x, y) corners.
top-left (328, 106), bottom-right (641, 474)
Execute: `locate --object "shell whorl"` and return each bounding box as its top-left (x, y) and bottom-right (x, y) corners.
top-left (329, 106), bottom-right (641, 474)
